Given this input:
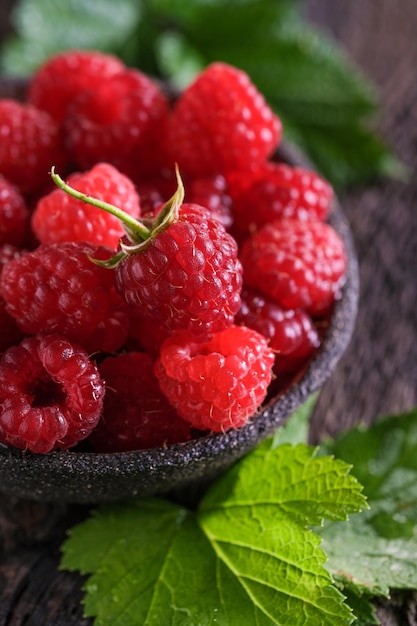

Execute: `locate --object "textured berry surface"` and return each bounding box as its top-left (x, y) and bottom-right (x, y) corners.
top-left (28, 49), bottom-right (125, 124)
top-left (232, 163), bottom-right (333, 233)
top-left (154, 325), bottom-right (275, 432)
top-left (167, 62), bottom-right (282, 177)
top-left (187, 175), bottom-right (233, 230)
top-left (116, 203), bottom-right (243, 340)
top-left (240, 218), bottom-right (347, 316)
top-left (235, 287), bottom-right (320, 383)
top-left (64, 68), bottom-right (169, 181)
top-left (0, 175), bottom-right (30, 246)
top-left (32, 162), bottom-right (140, 249)
top-left (0, 334), bottom-right (104, 453)
top-left (0, 241), bottom-right (130, 353)
top-left (235, 287), bottom-right (320, 357)
top-left (0, 99), bottom-right (65, 195)
top-left (88, 352), bottom-right (192, 452)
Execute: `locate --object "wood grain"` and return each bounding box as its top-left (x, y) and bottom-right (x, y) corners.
top-left (1, 1), bottom-right (417, 623)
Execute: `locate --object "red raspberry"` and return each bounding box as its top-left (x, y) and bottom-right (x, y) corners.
top-left (240, 218), bottom-right (347, 316)
top-left (167, 62), bottom-right (282, 178)
top-left (126, 310), bottom-right (171, 355)
top-left (32, 163), bottom-right (140, 249)
top-left (64, 68), bottom-right (170, 181)
top-left (28, 49), bottom-right (125, 124)
top-left (88, 352), bottom-right (192, 452)
top-left (116, 202), bottom-right (243, 340)
top-left (0, 241), bottom-right (130, 354)
top-left (0, 99), bottom-right (65, 195)
top-left (235, 287), bottom-right (320, 380)
top-left (232, 163), bottom-right (333, 233)
top-left (0, 334), bottom-right (104, 453)
top-left (0, 176), bottom-right (30, 247)
top-left (0, 244), bottom-right (24, 352)
top-left (155, 325), bottom-right (275, 432)
top-left (187, 175), bottom-right (234, 230)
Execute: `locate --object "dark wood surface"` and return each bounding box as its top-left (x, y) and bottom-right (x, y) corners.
top-left (1, 1), bottom-right (417, 623)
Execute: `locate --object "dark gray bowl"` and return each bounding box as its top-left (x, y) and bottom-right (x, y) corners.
top-left (0, 77), bottom-right (359, 503)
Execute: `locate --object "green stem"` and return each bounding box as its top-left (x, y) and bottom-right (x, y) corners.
top-left (50, 167), bottom-right (151, 241)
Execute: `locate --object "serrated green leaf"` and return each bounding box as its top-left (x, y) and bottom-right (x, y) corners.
top-left (0, 0), bottom-right (142, 74)
top-left (317, 408), bottom-right (417, 602)
top-left (201, 444), bottom-right (366, 526)
top-left (61, 444), bottom-right (365, 625)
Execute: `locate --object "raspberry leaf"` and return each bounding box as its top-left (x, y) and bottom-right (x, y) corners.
top-left (61, 443), bottom-right (365, 625)
top-left (315, 409), bottom-right (417, 618)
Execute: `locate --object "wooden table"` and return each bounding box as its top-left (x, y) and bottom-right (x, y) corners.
top-left (1, 1), bottom-right (417, 623)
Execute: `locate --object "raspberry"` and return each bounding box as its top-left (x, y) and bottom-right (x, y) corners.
top-left (28, 49), bottom-right (125, 124)
top-left (240, 218), bottom-right (347, 316)
top-left (0, 244), bottom-right (24, 352)
top-left (32, 163), bottom-right (141, 249)
top-left (0, 241), bottom-right (130, 354)
top-left (116, 202), bottom-right (242, 339)
top-left (0, 334), bottom-right (104, 453)
top-left (88, 352), bottom-right (192, 452)
top-left (0, 175), bottom-right (30, 247)
top-left (154, 325), bottom-right (275, 432)
top-left (64, 68), bottom-right (170, 181)
top-left (0, 99), bottom-right (65, 195)
top-left (187, 175), bottom-right (234, 230)
top-left (52, 168), bottom-right (243, 341)
top-left (167, 62), bottom-right (282, 178)
top-left (232, 163), bottom-right (333, 233)
top-left (235, 287), bottom-right (320, 380)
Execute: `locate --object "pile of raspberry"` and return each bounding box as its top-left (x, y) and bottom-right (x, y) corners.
top-left (0, 50), bottom-right (347, 454)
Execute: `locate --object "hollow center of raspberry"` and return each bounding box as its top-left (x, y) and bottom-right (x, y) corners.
top-left (30, 376), bottom-right (66, 408)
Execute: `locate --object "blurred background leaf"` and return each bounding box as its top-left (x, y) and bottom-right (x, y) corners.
top-left (0, 0), bottom-right (403, 188)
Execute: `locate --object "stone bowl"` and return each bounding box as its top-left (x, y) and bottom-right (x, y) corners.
top-left (0, 76), bottom-right (359, 503)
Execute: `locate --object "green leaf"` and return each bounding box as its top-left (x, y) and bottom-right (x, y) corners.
top-left (317, 409), bottom-right (417, 602)
top-left (0, 0), bottom-right (142, 74)
top-left (61, 444), bottom-right (365, 625)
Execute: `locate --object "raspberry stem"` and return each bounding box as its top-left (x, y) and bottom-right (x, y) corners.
top-left (50, 165), bottom-right (185, 265)
top-left (50, 166), bottom-right (151, 241)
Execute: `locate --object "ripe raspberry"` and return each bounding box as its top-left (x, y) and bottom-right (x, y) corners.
top-left (28, 49), bottom-right (125, 124)
top-left (0, 334), bottom-right (104, 453)
top-left (116, 202), bottom-right (242, 339)
top-left (232, 163), bottom-right (333, 233)
top-left (187, 175), bottom-right (234, 230)
top-left (167, 62), bottom-right (282, 178)
top-left (155, 325), bottom-right (275, 432)
top-left (0, 175), bottom-right (30, 247)
top-left (0, 99), bottom-right (65, 195)
top-left (235, 287), bottom-right (320, 380)
top-left (240, 218), bottom-right (347, 316)
top-left (32, 163), bottom-right (140, 249)
top-left (88, 352), bottom-right (192, 452)
top-left (0, 244), bottom-right (24, 351)
top-left (0, 241), bottom-right (130, 354)
top-left (51, 168), bottom-right (243, 341)
top-left (64, 68), bottom-right (170, 181)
